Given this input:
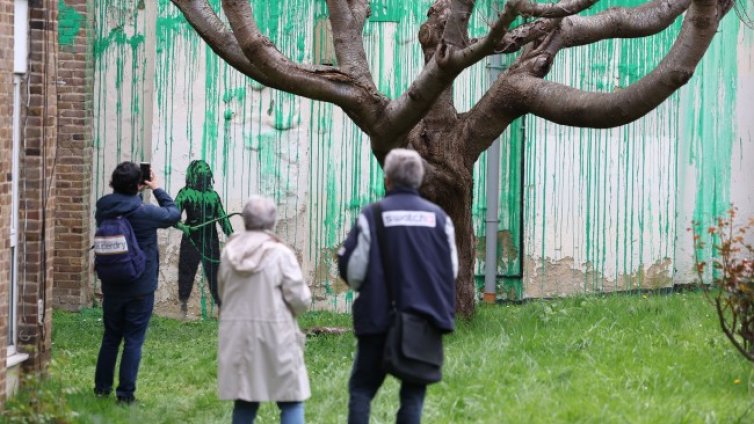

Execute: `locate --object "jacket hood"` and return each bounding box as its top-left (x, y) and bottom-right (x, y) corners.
top-left (95, 192), bottom-right (142, 221)
top-left (223, 231), bottom-right (281, 273)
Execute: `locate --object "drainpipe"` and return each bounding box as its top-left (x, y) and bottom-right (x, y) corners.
top-left (484, 137), bottom-right (501, 304)
top-left (483, 54), bottom-right (505, 304)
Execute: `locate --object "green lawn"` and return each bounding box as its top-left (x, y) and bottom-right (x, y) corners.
top-left (5, 291), bottom-right (754, 423)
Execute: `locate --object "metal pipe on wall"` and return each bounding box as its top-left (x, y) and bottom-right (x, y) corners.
top-left (483, 53), bottom-right (504, 304)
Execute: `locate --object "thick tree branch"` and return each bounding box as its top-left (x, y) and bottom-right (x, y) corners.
top-left (494, 19), bottom-right (561, 54)
top-left (347, 0), bottom-right (371, 27)
top-left (512, 0), bottom-right (729, 128)
top-left (220, 0), bottom-right (371, 115)
top-left (169, 0), bottom-right (272, 86)
top-left (371, 0), bottom-right (470, 153)
top-left (325, 0), bottom-right (376, 90)
top-left (514, 0), bottom-right (601, 18)
top-left (560, 0), bottom-right (692, 47)
top-left (460, 0), bottom-right (712, 159)
top-left (374, 0), bottom-right (599, 151)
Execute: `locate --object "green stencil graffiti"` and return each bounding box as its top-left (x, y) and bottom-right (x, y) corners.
top-left (175, 160), bottom-right (234, 318)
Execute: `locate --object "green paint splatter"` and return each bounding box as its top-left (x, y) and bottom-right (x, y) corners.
top-left (90, 0), bottom-right (750, 306)
top-left (58, 0), bottom-right (83, 46)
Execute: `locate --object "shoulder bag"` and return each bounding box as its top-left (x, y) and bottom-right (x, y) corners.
top-left (372, 202), bottom-right (444, 385)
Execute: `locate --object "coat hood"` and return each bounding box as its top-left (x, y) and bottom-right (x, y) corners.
top-left (95, 192), bottom-right (142, 223)
top-left (223, 231), bottom-right (282, 273)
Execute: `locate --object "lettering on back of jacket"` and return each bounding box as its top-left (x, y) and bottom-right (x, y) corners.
top-left (382, 211), bottom-right (436, 228)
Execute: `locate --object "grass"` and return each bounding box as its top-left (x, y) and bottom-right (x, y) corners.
top-left (5, 291), bottom-right (754, 423)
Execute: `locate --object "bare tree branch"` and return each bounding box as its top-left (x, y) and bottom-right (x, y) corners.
top-left (511, 0), bottom-right (729, 128)
top-left (491, 17), bottom-right (559, 54)
top-left (169, 0), bottom-right (271, 85)
top-left (460, 0), bottom-right (724, 160)
top-left (560, 0), bottom-right (692, 47)
top-left (371, 0), bottom-right (471, 152)
top-left (514, 0), bottom-right (601, 18)
top-left (325, 0), bottom-right (376, 90)
top-left (347, 0), bottom-right (371, 27)
top-left (219, 0), bottom-right (371, 114)
top-left (375, 0), bottom-right (596, 149)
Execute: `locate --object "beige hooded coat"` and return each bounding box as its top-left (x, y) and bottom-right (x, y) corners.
top-left (217, 231), bottom-right (312, 402)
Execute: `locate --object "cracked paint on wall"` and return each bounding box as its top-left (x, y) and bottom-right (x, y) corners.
top-left (91, 0), bottom-right (754, 309)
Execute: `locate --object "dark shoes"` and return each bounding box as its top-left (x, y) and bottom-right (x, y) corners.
top-left (116, 395), bottom-right (136, 405)
top-left (93, 388), bottom-right (110, 398)
top-left (95, 388), bottom-right (136, 405)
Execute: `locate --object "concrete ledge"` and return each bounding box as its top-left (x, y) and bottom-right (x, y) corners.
top-left (6, 352), bottom-right (30, 397)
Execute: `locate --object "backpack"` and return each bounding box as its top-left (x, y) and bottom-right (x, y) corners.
top-left (93, 209), bottom-right (146, 284)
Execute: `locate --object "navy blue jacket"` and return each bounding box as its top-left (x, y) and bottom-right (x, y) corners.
top-left (338, 187), bottom-right (458, 336)
top-left (95, 188), bottom-right (180, 297)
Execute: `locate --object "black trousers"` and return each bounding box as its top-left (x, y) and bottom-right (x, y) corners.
top-left (178, 231), bottom-right (221, 306)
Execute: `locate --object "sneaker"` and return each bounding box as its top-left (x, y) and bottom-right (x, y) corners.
top-left (180, 301), bottom-right (188, 317)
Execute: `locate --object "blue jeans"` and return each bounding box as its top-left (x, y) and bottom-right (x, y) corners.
top-left (232, 400), bottom-right (305, 424)
top-left (348, 334), bottom-right (427, 424)
top-left (94, 293), bottom-right (154, 399)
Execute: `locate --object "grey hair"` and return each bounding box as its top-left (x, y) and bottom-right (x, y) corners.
top-left (243, 195), bottom-right (277, 230)
top-left (384, 148), bottom-right (424, 189)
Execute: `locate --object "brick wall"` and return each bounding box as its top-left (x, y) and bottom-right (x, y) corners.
top-left (17, 0), bottom-right (57, 372)
top-left (54, 0), bottom-right (93, 310)
top-left (0, 0), bottom-right (15, 403)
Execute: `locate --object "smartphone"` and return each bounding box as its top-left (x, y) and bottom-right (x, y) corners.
top-left (140, 162), bottom-right (151, 184)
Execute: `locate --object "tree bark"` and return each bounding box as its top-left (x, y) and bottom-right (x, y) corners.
top-left (410, 126), bottom-right (478, 318)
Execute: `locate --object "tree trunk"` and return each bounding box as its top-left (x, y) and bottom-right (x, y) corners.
top-left (432, 179), bottom-right (476, 319)
top-left (410, 128), bottom-right (477, 319)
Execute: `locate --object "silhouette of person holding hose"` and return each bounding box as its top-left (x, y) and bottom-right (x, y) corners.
top-left (175, 160), bottom-right (233, 315)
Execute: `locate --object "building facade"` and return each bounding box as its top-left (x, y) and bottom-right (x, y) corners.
top-left (0, 0), bottom-right (92, 404)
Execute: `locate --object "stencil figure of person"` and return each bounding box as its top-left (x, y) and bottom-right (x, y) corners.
top-left (175, 160), bottom-right (233, 315)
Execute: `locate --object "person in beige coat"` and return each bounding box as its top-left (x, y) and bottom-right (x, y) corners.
top-left (217, 195), bottom-right (312, 424)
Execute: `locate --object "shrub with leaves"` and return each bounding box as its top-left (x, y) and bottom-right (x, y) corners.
top-left (692, 207), bottom-right (754, 361)
top-left (2, 364), bottom-right (79, 424)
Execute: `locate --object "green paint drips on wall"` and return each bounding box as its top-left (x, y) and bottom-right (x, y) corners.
top-left (90, 0), bottom-right (752, 305)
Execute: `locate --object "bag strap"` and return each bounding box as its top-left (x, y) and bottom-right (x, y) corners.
top-left (371, 202), bottom-right (395, 306)
top-left (122, 204), bottom-right (142, 219)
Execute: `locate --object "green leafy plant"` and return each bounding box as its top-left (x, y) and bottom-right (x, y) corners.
top-left (2, 366), bottom-right (79, 424)
top-left (692, 207), bottom-right (754, 361)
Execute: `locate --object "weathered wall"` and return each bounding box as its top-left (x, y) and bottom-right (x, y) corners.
top-left (91, 0), bottom-right (754, 312)
top-left (516, 3), bottom-right (754, 297)
top-left (92, 0), bottom-right (500, 314)
top-left (18, 0), bottom-right (58, 370)
top-left (673, 21), bottom-right (754, 287)
top-left (54, 0), bottom-right (94, 311)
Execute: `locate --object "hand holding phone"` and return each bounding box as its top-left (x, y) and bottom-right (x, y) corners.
top-left (140, 162), bottom-right (151, 184)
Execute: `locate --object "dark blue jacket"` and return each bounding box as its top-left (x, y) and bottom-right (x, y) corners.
top-left (338, 187), bottom-right (458, 336)
top-left (95, 189), bottom-right (180, 297)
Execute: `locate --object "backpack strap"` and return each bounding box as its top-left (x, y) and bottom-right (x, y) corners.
top-left (371, 202), bottom-right (395, 307)
top-left (122, 204), bottom-right (143, 219)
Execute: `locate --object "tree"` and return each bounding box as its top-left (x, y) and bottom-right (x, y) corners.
top-left (171, 0), bottom-right (736, 318)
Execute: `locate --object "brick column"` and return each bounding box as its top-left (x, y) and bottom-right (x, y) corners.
top-left (0, 0), bottom-right (15, 403)
top-left (54, 0), bottom-right (93, 310)
top-left (17, 0), bottom-right (58, 371)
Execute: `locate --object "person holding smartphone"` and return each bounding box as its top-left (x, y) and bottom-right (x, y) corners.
top-left (93, 161), bottom-right (180, 404)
